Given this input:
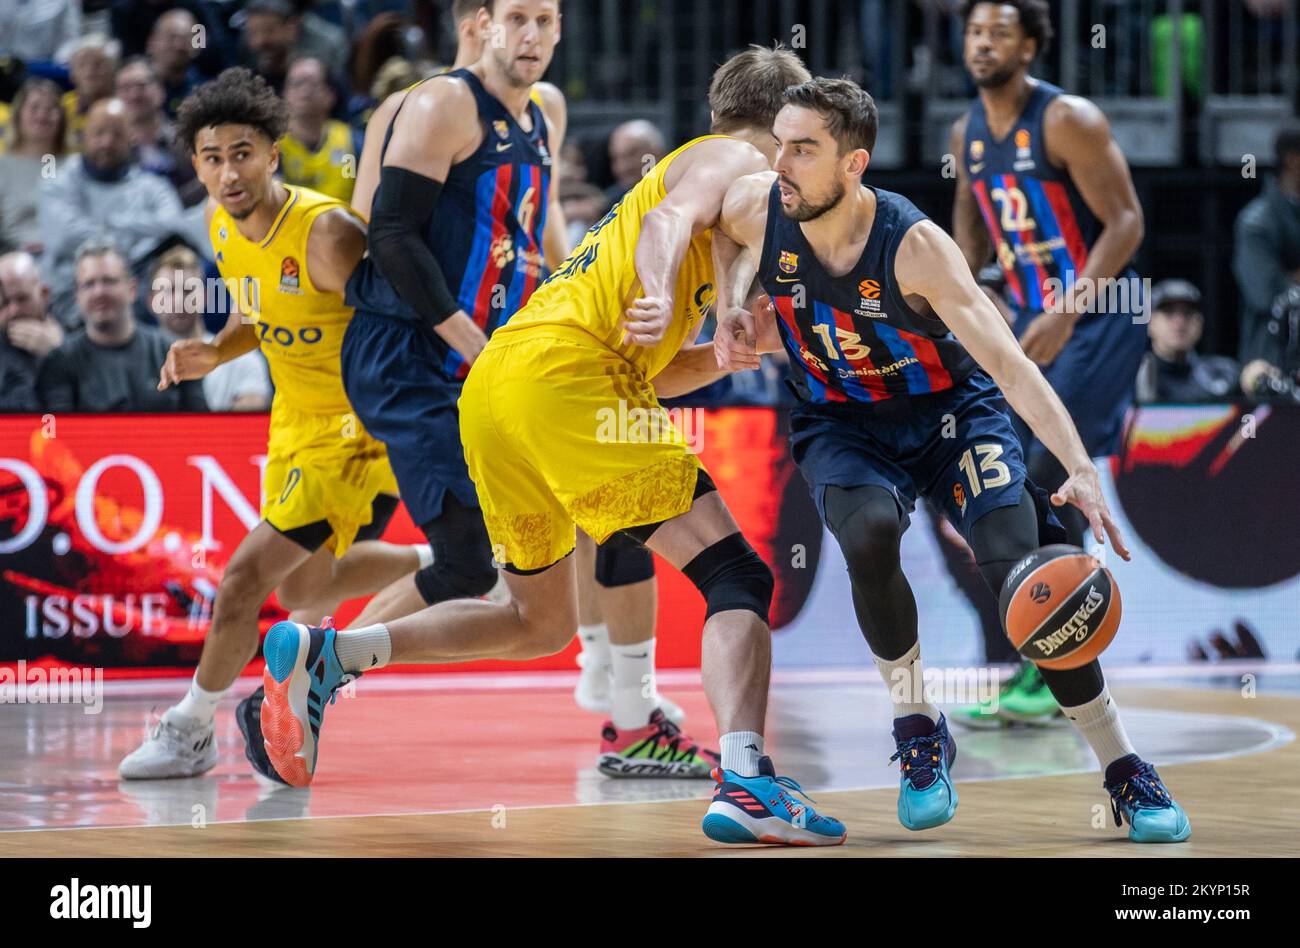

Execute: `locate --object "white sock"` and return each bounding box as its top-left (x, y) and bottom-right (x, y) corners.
top-left (719, 731), bottom-right (764, 777)
top-left (412, 544), bottom-right (434, 570)
top-left (174, 675), bottom-right (224, 725)
top-left (333, 624), bottom-right (392, 675)
top-left (577, 622), bottom-right (611, 669)
top-left (610, 637), bottom-right (657, 729)
top-left (1061, 686), bottom-right (1136, 769)
top-left (872, 641), bottom-right (940, 725)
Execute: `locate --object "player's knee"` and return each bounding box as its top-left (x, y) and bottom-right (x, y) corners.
top-left (682, 532), bottom-right (774, 624)
top-left (840, 503), bottom-right (904, 575)
top-left (413, 557), bottom-right (497, 606)
top-left (515, 597), bottom-right (580, 658)
top-left (595, 532), bottom-right (656, 587)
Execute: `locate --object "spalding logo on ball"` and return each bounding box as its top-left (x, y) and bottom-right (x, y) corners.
top-left (999, 544), bottom-right (1122, 670)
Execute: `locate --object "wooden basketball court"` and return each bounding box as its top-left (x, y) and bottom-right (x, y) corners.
top-left (2, 672), bottom-right (1294, 857)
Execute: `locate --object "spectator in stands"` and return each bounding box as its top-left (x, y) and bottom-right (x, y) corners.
top-left (559, 181), bottom-right (609, 249)
top-left (0, 251), bottom-right (63, 411)
top-left (0, 0), bottom-right (82, 65)
top-left (37, 238), bottom-right (207, 412)
top-left (279, 56), bottom-right (361, 202)
top-left (149, 246), bottom-right (270, 411)
top-left (1233, 122), bottom-right (1300, 365)
top-left (116, 57), bottom-right (204, 207)
top-left (60, 34), bottom-right (121, 147)
top-left (0, 79), bottom-right (68, 256)
top-left (38, 97), bottom-right (185, 325)
top-left (239, 0), bottom-right (348, 94)
top-left (111, 0), bottom-right (233, 80)
top-left (1136, 279), bottom-right (1239, 403)
top-left (146, 8), bottom-right (204, 118)
top-left (605, 119), bottom-right (667, 203)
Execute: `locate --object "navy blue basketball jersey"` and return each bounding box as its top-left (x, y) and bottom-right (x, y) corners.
top-left (346, 68), bottom-right (552, 380)
top-left (757, 184), bottom-right (976, 406)
top-left (962, 80), bottom-right (1104, 314)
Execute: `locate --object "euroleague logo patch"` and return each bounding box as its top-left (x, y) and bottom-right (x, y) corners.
top-left (279, 256), bottom-right (302, 295)
top-left (1030, 582), bottom-right (1052, 604)
top-left (952, 482), bottom-right (968, 517)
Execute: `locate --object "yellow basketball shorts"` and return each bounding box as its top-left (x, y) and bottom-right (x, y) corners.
top-left (458, 332), bottom-right (704, 571)
top-left (262, 400), bottom-right (400, 558)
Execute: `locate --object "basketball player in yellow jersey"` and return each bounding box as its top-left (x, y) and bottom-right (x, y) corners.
top-left (269, 47), bottom-right (847, 845)
top-left (118, 68), bottom-right (422, 782)
top-left (349, 0), bottom-right (693, 738)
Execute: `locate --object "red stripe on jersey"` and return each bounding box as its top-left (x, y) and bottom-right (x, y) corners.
top-left (471, 163), bottom-right (516, 325)
top-left (1001, 174), bottom-right (1050, 311)
top-left (901, 329), bottom-right (954, 391)
top-left (972, 178), bottom-right (1025, 308)
top-left (1040, 179), bottom-right (1089, 272)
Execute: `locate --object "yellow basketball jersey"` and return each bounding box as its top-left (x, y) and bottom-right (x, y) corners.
top-left (492, 136), bottom-right (723, 382)
top-left (209, 185), bottom-right (357, 416)
top-left (277, 120), bottom-right (358, 202)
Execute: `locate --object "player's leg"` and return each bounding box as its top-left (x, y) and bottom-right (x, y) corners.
top-left (349, 495), bottom-right (498, 625)
top-left (590, 533), bottom-right (688, 726)
top-left (967, 490), bottom-right (1190, 842)
top-left (572, 530), bottom-right (613, 711)
top-left (821, 482), bottom-right (958, 831)
top-left (632, 480), bottom-right (844, 843)
top-left (118, 522), bottom-right (315, 779)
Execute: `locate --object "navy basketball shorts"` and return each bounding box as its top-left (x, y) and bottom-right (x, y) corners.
top-left (340, 312), bottom-right (481, 528)
top-left (790, 371), bottom-right (1039, 545)
top-left (1010, 273), bottom-right (1149, 460)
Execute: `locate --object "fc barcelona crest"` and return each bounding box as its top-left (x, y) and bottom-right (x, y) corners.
top-left (779, 251), bottom-right (799, 274)
top-left (494, 120), bottom-right (510, 140)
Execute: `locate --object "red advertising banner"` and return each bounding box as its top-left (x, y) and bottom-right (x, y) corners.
top-left (0, 411), bottom-right (822, 676)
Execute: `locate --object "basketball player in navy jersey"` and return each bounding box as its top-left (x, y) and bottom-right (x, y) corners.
top-left (278, 0), bottom-right (708, 776)
top-left (713, 77), bottom-right (1188, 842)
top-left (950, 1), bottom-right (1149, 726)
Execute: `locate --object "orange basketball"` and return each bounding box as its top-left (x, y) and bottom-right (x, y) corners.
top-left (999, 545), bottom-right (1122, 670)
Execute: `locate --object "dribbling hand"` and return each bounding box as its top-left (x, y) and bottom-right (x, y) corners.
top-left (1052, 465), bottom-right (1131, 561)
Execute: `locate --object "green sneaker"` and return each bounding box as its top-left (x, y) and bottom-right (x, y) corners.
top-left (998, 661), bottom-right (1066, 726)
top-left (950, 662), bottom-right (1065, 730)
top-left (950, 662), bottom-right (1030, 730)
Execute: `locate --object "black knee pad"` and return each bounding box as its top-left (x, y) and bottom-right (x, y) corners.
top-left (596, 531), bottom-right (656, 587)
top-left (681, 532), bottom-right (773, 622)
top-left (822, 484), bottom-right (905, 573)
top-left (414, 497), bottom-right (498, 605)
top-left (414, 557), bottom-right (497, 605)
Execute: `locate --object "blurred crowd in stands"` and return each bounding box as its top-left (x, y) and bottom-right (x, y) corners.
top-left (0, 1), bottom-right (1298, 413)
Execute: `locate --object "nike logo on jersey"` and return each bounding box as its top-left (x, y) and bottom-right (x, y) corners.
top-left (776, 276), bottom-right (801, 284)
top-left (970, 162), bottom-right (985, 173)
top-left (496, 143), bottom-right (512, 153)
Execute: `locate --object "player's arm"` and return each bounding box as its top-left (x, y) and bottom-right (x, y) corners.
top-left (950, 113), bottom-right (992, 274)
top-left (624, 139), bottom-right (770, 346)
top-left (652, 175), bottom-right (780, 397)
top-left (350, 90), bottom-right (406, 222)
top-left (534, 82), bottom-right (572, 270)
top-left (160, 200), bottom-right (261, 390)
top-left (1022, 96), bottom-right (1145, 365)
top-left (305, 206), bottom-right (368, 294)
top-left (368, 77), bottom-right (488, 366)
top-left (895, 220), bottom-right (1130, 558)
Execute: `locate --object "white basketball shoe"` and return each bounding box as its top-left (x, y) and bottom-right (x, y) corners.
top-left (118, 707), bottom-right (218, 780)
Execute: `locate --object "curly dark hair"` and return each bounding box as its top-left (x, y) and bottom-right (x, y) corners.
top-left (174, 67), bottom-right (288, 153)
top-left (958, 0), bottom-right (1054, 60)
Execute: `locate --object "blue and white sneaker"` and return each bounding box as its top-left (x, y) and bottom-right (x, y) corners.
top-left (260, 618), bottom-right (350, 787)
top-left (1104, 755), bottom-right (1191, 843)
top-left (891, 713), bottom-right (958, 831)
top-left (701, 756), bottom-right (847, 846)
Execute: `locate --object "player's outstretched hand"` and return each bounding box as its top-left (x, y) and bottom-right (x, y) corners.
top-left (623, 296), bottom-right (673, 346)
top-left (1051, 465), bottom-right (1131, 561)
top-left (714, 305), bottom-right (761, 371)
top-left (158, 338), bottom-right (219, 390)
